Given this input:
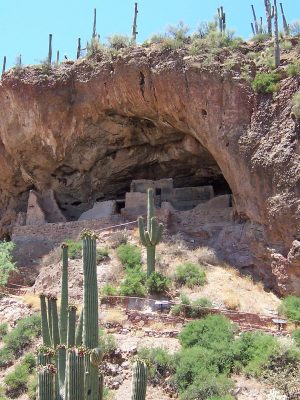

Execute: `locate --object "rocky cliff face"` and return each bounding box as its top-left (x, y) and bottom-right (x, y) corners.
top-left (0, 45), bottom-right (299, 293)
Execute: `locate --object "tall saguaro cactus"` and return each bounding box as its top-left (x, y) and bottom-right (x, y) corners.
top-left (37, 229), bottom-right (148, 400)
top-left (138, 188), bottom-right (163, 276)
top-left (217, 7), bottom-right (226, 33)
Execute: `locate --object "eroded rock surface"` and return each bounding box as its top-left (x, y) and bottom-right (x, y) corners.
top-left (0, 46), bottom-right (299, 293)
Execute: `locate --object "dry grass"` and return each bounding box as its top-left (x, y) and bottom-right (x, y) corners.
top-left (21, 293), bottom-right (41, 310)
top-left (193, 246), bottom-right (220, 266)
top-left (102, 308), bottom-right (127, 325)
top-left (108, 230), bottom-right (129, 249)
top-left (223, 291), bottom-right (241, 310)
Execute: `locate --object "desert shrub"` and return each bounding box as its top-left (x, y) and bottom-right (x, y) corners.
top-left (281, 40), bottom-right (292, 50)
top-left (279, 295), bottom-right (300, 322)
top-left (188, 298), bottom-right (213, 318)
top-left (234, 331), bottom-right (279, 377)
top-left (167, 21), bottom-right (189, 41)
top-left (22, 352), bottom-right (36, 372)
top-left (287, 62), bottom-right (300, 77)
top-left (4, 314), bottom-right (41, 357)
top-left (100, 283), bottom-right (118, 296)
top-left (179, 315), bottom-right (236, 349)
top-left (109, 230), bottom-right (128, 248)
top-left (291, 91), bottom-right (300, 120)
top-left (0, 385), bottom-right (8, 400)
top-left (99, 331), bottom-right (117, 355)
top-left (292, 328), bottom-right (300, 347)
top-left (96, 247), bottom-right (109, 263)
top-left (0, 347), bottom-right (14, 368)
top-left (138, 347), bottom-right (175, 378)
top-left (119, 266), bottom-right (146, 297)
top-left (65, 239), bottom-right (82, 259)
top-left (251, 33), bottom-right (270, 43)
top-left (27, 375), bottom-right (37, 400)
top-left (209, 396), bottom-right (234, 400)
top-left (174, 262), bottom-right (207, 288)
top-left (196, 247), bottom-right (220, 266)
top-left (0, 323), bottom-right (8, 339)
top-left (4, 363), bottom-right (30, 396)
top-left (116, 244), bottom-right (141, 269)
top-left (0, 241), bottom-right (17, 287)
top-left (223, 293), bottom-right (240, 310)
top-left (146, 272), bottom-right (170, 294)
top-left (252, 72), bottom-right (280, 94)
top-left (290, 20), bottom-right (300, 37)
top-left (179, 371), bottom-right (233, 400)
top-left (171, 304), bottom-right (182, 316)
top-left (107, 35), bottom-right (130, 50)
top-left (263, 350), bottom-right (300, 399)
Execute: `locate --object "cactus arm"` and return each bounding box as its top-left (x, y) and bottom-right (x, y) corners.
top-left (131, 360), bottom-right (147, 400)
top-left (144, 231), bottom-right (152, 247)
top-left (75, 308), bottom-right (83, 346)
top-left (57, 345), bottom-right (66, 392)
top-left (67, 305), bottom-right (77, 347)
top-left (60, 243), bottom-right (69, 344)
top-left (47, 296), bottom-right (53, 345)
top-left (66, 349), bottom-right (85, 400)
top-left (154, 222), bottom-right (164, 244)
top-left (81, 230), bottom-right (100, 400)
top-left (147, 188), bottom-right (155, 232)
top-left (138, 217), bottom-right (147, 246)
top-left (37, 365), bottom-right (56, 400)
top-left (40, 295), bottom-right (51, 347)
top-left (50, 297), bottom-right (60, 348)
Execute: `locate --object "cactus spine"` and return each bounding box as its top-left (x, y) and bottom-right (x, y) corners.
top-left (131, 360), bottom-right (147, 400)
top-left (138, 188), bottom-right (163, 276)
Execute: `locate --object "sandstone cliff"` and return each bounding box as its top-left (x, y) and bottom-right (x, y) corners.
top-left (0, 44), bottom-right (299, 293)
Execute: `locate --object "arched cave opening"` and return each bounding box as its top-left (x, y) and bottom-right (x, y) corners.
top-left (49, 116), bottom-right (232, 221)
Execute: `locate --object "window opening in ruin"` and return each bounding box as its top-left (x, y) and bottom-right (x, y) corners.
top-left (116, 199), bottom-right (125, 214)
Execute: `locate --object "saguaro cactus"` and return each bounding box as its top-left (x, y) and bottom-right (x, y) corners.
top-left (81, 230), bottom-right (100, 400)
top-left (138, 188), bottom-right (163, 276)
top-left (131, 360), bottom-right (148, 400)
top-left (60, 243), bottom-right (69, 344)
top-left (37, 365), bottom-right (56, 400)
top-left (217, 6), bottom-right (226, 33)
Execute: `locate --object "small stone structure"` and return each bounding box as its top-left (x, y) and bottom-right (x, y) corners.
top-left (123, 178), bottom-right (215, 216)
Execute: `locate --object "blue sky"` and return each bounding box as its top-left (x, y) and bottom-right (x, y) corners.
top-left (0, 0), bottom-right (299, 69)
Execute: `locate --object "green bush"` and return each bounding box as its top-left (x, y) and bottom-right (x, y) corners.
top-left (0, 347), bottom-right (14, 368)
top-left (22, 352), bottom-right (36, 372)
top-left (179, 315), bottom-right (236, 349)
top-left (146, 272), bottom-right (170, 294)
top-left (188, 298), bottom-right (213, 318)
top-left (138, 347), bottom-right (175, 378)
top-left (0, 323), bottom-right (8, 340)
top-left (4, 363), bottom-right (29, 396)
top-left (99, 331), bottom-right (117, 355)
top-left (4, 314), bottom-right (41, 356)
top-left (100, 283), bottom-right (118, 297)
top-left (287, 62), bottom-right (300, 77)
top-left (107, 35), bottom-right (130, 50)
top-left (116, 244), bottom-right (142, 269)
top-left (251, 72), bottom-right (280, 94)
top-left (174, 262), bottom-right (207, 288)
top-left (251, 33), bottom-right (270, 43)
top-left (65, 239), bottom-right (82, 259)
top-left (291, 91), bottom-right (300, 120)
top-left (279, 295), bottom-right (300, 322)
top-left (234, 331), bottom-right (279, 377)
top-left (0, 241), bottom-right (17, 287)
top-left (96, 247), bottom-right (109, 263)
top-left (292, 328), bottom-right (300, 346)
top-left (179, 372), bottom-right (233, 400)
top-left (119, 266), bottom-right (146, 297)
